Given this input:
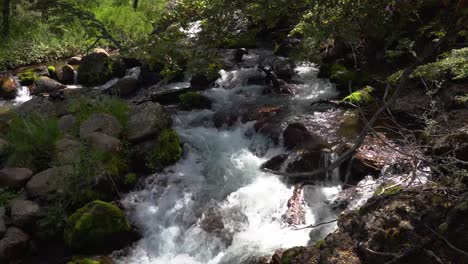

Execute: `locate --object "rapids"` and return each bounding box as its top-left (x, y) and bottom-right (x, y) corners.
top-left (116, 53), bottom-right (343, 264)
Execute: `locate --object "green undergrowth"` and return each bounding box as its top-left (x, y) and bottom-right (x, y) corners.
top-left (5, 116), bottom-right (62, 172)
top-left (342, 86), bottom-right (375, 105)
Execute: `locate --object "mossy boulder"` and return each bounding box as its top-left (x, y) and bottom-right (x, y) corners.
top-left (78, 50), bottom-right (116, 86)
top-left (179, 92), bottom-right (212, 110)
top-left (67, 256), bottom-right (112, 264)
top-left (342, 86), bottom-right (375, 105)
top-left (18, 70), bottom-right (39, 86)
top-left (146, 129), bottom-right (183, 171)
top-left (64, 200), bottom-right (132, 253)
top-left (47, 66), bottom-right (57, 79)
top-left (330, 64), bottom-right (356, 86)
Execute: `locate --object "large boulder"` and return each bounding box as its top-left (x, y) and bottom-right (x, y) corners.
top-left (32, 76), bottom-right (66, 95)
top-left (0, 76), bottom-right (18, 100)
top-left (67, 56), bottom-right (82, 65)
top-left (25, 166), bottom-right (72, 198)
top-left (10, 199), bottom-right (40, 228)
top-left (86, 132), bottom-right (122, 153)
top-left (283, 123), bottom-right (326, 150)
top-left (179, 92), bottom-right (212, 110)
top-left (54, 138), bottom-right (81, 165)
top-left (57, 64), bottom-right (76, 85)
top-left (58, 115), bottom-right (76, 134)
top-left (0, 227), bottom-right (30, 260)
top-left (110, 75), bottom-right (139, 97)
top-left (64, 200), bottom-right (133, 253)
top-left (0, 168), bottom-right (33, 188)
top-left (77, 49), bottom-right (115, 86)
top-left (127, 102), bottom-right (172, 143)
top-left (190, 74), bottom-right (219, 90)
top-left (79, 113), bottom-right (122, 139)
top-left (15, 97), bottom-right (57, 118)
top-left (260, 154), bottom-right (288, 171)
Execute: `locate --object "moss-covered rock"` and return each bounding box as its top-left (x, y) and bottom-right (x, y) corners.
top-left (342, 86), bottom-right (375, 105)
top-left (330, 64), bottom-right (356, 87)
top-left (179, 92), bottom-right (212, 110)
top-left (64, 200), bottom-right (132, 252)
top-left (18, 70), bottom-right (38, 86)
top-left (146, 129), bottom-right (183, 171)
top-left (47, 66), bottom-right (56, 77)
top-left (77, 50), bottom-right (116, 86)
top-left (67, 259), bottom-right (100, 264)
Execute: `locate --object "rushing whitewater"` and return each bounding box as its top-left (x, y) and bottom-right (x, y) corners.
top-left (118, 55), bottom-right (343, 264)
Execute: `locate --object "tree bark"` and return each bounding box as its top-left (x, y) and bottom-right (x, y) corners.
top-left (2, 0), bottom-right (10, 37)
top-left (133, 0), bottom-right (139, 10)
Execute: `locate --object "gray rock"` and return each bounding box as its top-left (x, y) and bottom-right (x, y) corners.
top-left (111, 76), bottom-right (139, 97)
top-left (86, 132), bottom-right (122, 153)
top-left (0, 168), bottom-right (33, 188)
top-left (57, 64), bottom-right (76, 85)
top-left (54, 138), bottom-right (81, 165)
top-left (58, 114), bottom-right (76, 134)
top-left (25, 166), bottom-right (71, 198)
top-left (127, 102), bottom-right (172, 143)
top-left (10, 199), bottom-right (40, 227)
top-left (67, 56), bottom-right (82, 65)
top-left (33, 76), bottom-right (66, 95)
top-left (0, 207), bottom-right (5, 238)
top-left (79, 113), bottom-right (122, 139)
top-left (77, 48), bottom-right (114, 86)
top-left (0, 227), bottom-right (29, 260)
top-left (15, 97), bottom-right (56, 118)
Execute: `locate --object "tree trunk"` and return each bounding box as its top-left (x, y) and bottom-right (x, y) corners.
top-left (133, 0), bottom-right (139, 10)
top-left (2, 0), bottom-right (10, 37)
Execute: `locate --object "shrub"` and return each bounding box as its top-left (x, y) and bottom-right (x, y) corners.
top-left (6, 116), bottom-right (61, 172)
top-left (146, 129), bottom-right (183, 171)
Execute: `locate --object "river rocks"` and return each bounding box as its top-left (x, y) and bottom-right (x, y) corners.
top-left (57, 64), bottom-right (76, 85)
top-left (0, 227), bottom-right (30, 260)
top-left (0, 168), bottom-right (33, 188)
top-left (55, 138), bottom-right (81, 165)
top-left (0, 76), bottom-right (18, 100)
top-left (79, 113), bottom-right (122, 139)
top-left (78, 49), bottom-right (115, 86)
top-left (86, 132), bottom-right (122, 153)
top-left (110, 75), bottom-right (139, 97)
top-left (283, 123), bottom-right (325, 150)
top-left (58, 115), bottom-right (76, 134)
top-left (260, 154), bottom-right (288, 171)
top-left (233, 48), bottom-right (248, 64)
top-left (190, 74), bottom-right (218, 90)
top-left (16, 97), bottom-right (57, 118)
top-left (64, 200), bottom-right (133, 252)
top-left (148, 87), bottom-right (195, 105)
top-left (67, 56), bottom-right (82, 65)
top-left (33, 76), bottom-right (66, 95)
top-left (0, 208), bottom-right (5, 237)
top-left (127, 102), bottom-right (172, 143)
top-left (213, 110), bottom-right (239, 128)
top-left (432, 125), bottom-right (468, 161)
top-left (285, 150), bottom-right (323, 174)
top-left (10, 199), bottom-right (40, 228)
top-left (179, 92), bottom-right (212, 110)
top-left (26, 166), bottom-right (72, 198)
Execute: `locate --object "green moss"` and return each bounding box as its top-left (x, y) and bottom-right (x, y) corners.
top-left (455, 94), bottom-right (468, 106)
top-left (0, 188), bottom-right (18, 206)
top-left (18, 70), bottom-right (38, 86)
top-left (78, 57), bottom-right (114, 86)
top-left (146, 129), bottom-right (183, 171)
top-left (48, 66), bottom-right (56, 75)
top-left (124, 173), bottom-right (137, 186)
top-left (64, 200), bottom-right (131, 252)
top-left (330, 64), bottom-right (356, 86)
top-left (342, 86), bottom-right (375, 105)
top-left (438, 222), bottom-right (448, 234)
top-left (411, 47), bottom-right (468, 81)
top-left (314, 239), bottom-right (326, 248)
top-left (373, 184), bottom-right (403, 196)
top-left (67, 257), bottom-right (100, 264)
top-left (179, 92), bottom-right (212, 110)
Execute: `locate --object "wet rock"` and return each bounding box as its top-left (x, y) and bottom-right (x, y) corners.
top-left (77, 49), bottom-right (115, 86)
top-left (246, 74), bottom-right (267, 86)
top-left (283, 123), bottom-right (325, 150)
top-left (57, 64), bottom-right (76, 85)
top-left (241, 106), bottom-right (282, 123)
top-left (33, 76), bottom-right (66, 95)
top-left (213, 110), bottom-right (239, 128)
top-left (58, 114), bottom-right (76, 134)
top-left (282, 185), bottom-right (306, 226)
top-left (64, 200), bottom-right (134, 253)
top-left (148, 87), bottom-right (195, 105)
top-left (25, 166), bottom-right (72, 198)
top-left (274, 38), bottom-right (301, 57)
top-left (140, 65), bottom-right (163, 87)
top-left (199, 210), bottom-right (224, 234)
top-left (260, 154), bottom-right (288, 171)
top-left (10, 199), bottom-right (40, 228)
top-left (16, 97), bottom-right (57, 118)
top-left (54, 138), bottom-right (81, 165)
top-left (0, 227), bottom-right (30, 260)
top-left (179, 92), bottom-right (212, 110)
top-left (279, 246), bottom-right (318, 264)
top-left (432, 125), bottom-right (468, 161)
top-left (67, 56), bottom-right (82, 65)
top-left (110, 75), bottom-right (139, 97)
top-left (0, 76), bottom-right (18, 100)
top-left (79, 113), bottom-right (122, 139)
top-left (86, 132), bottom-right (122, 153)
top-left (190, 74), bottom-right (219, 90)
top-left (233, 48), bottom-right (248, 64)
top-left (0, 168), bottom-right (33, 188)
top-left (0, 208), bottom-right (5, 237)
top-left (127, 102), bottom-right (172, 143)
top-left (285, 150), bottom-right (323, 174)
